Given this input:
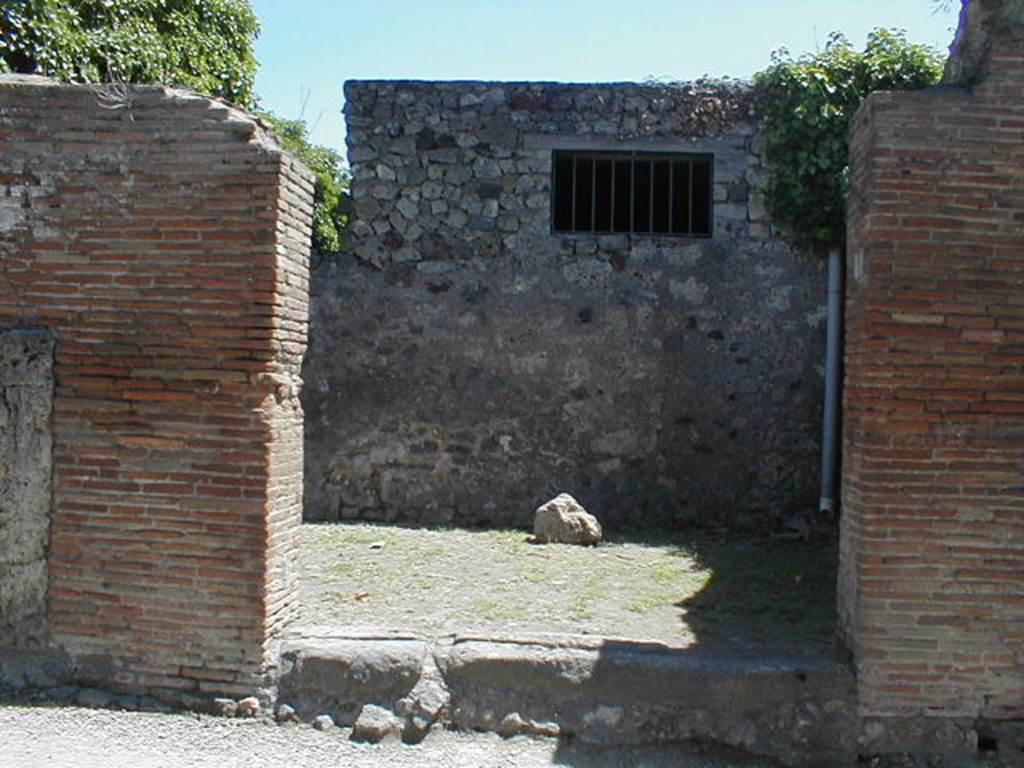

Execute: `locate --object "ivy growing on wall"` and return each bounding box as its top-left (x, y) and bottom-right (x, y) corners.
top-left (1, 0), bottom-right (260, 107)
top-left (262, 114), bottom-right (350, 254)
top-left (1, 1), bottom-right (349, 253)
top-left (754, 29), bottom-right (944, 252)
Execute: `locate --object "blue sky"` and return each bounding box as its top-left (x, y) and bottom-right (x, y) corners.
top-left (250, 1), bottom-right (961, 153)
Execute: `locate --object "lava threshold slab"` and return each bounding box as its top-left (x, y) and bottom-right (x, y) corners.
top-left (278, 625), bottom-right (858, 767)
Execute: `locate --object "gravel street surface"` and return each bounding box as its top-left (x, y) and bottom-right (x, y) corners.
top-left (0, 704), bottom-right (783, 768)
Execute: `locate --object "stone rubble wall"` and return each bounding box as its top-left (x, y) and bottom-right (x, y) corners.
top-left (0, 75), bottom-right (314, 699)
top-left (344, 80), bottom-right (765, 268)
top-left (0, 329), bottom-right (54, 648)
top-left (304, 80), bottom-right (827, 529)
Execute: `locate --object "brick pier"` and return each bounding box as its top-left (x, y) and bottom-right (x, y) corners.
top-left (840, 3), bottom-right (1024, 750)
top-left (0, 76), bottom-right (313, 697)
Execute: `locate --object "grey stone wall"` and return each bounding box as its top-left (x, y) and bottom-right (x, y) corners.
top-left (303, 80), bottom-right (827, 530)
top-left (0, 328), bottom-right (53, 647)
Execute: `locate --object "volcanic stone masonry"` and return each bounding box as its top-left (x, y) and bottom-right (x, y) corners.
top-left (0, 328), bottom-right (54, 648)
top-left (303, 79), bottom-right (828, 529)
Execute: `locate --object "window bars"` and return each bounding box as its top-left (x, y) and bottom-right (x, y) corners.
top-left (552, 150), bottom-right (713, 237)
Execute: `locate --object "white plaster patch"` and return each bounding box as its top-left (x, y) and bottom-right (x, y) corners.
top-left (765, 286), bottom-right (791, 312)
top-left (510, 352), bottom-right (548, 375)
top-left (804, 304), bottom-right (827, 328)
top-left (670, 276), bottom-right (709, 304)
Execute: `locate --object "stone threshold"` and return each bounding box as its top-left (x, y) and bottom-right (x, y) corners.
top-left (277, 624), bottom-right (859, 767)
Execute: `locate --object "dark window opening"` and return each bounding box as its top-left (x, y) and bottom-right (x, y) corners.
top-left (612, 160), bottom-right (631, 232)
top-left (633, 159), bottom-right (650, 233)
top-left (553, 154), bottom-right (574, 231)
top-left (574, 156), bottom-right (593, 232)
top-left (593, 159), bottom-right (613, 232)
top-left (552, 150), bottom-right (713, 236)
top-left (691, 158), bottom-right (712, 236)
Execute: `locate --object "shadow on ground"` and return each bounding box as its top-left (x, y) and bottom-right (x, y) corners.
top-left (549, 736), bottom-right (790, 767)
top-left (299, 521), bottom-right (841, 660)
top-left (288, 522), bottom-right (856, 766)
top-left (667, 531), bottom-right (840, 657)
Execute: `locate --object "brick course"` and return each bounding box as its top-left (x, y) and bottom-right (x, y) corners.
top-left (0, 76), bottom-right (313, 696)
top-left (840, 14), bottom-right (1024, 732)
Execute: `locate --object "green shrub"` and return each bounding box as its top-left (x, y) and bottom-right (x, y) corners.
top-left (1, 0), bottom-right (259, 107)
top-left (754, 29), bottom-right (944, 251)
top-left (262, 113), bottom-right (349, 254)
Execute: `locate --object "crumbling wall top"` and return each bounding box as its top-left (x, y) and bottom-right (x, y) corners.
top-left (943, 0), bottom-right (1024, 84)
top-left (344, 78), bottom-right (762, 140)
top-left (0, 73), bottom-right (314, 184)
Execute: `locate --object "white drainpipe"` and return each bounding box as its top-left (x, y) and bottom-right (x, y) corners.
top-left (819, 246), bottom-right (844, 513)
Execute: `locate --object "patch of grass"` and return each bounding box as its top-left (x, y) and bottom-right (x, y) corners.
top-left (299, 522), bottom-right (838, 655)
top-left (311, 524), bottom-right (397, 547)
top-left (416, 543), bottom-right (451, 560)
top-left (625, 568), bottom-right (712, 614)
top-left (470, 598), bottom-right (530, 622)
top-left (623, 595), bottom-right (662, 614)
top-left (567, 602), bottom-right (597, 621)
top-left (514, 561), bottom-right (552, 584)
top-left (473, 528), bottom-right (531, 550)
top-left (566, 578), bottom-right (609, 621)
top-left (647, 561), bottom-right (685, 585)
top-left (325, 558), bottom-right (360, 578)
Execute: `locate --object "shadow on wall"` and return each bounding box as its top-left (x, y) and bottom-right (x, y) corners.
top-left (301, 251), bottom-right (827, 533)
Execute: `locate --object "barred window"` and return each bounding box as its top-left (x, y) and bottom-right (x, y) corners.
top-left (552, 151), bottom-right (712, 236)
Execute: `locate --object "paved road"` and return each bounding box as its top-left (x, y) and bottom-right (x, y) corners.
top-left (0, 704), bottom-right (784, 768)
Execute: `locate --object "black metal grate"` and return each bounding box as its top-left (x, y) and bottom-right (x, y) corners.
top-left (552, 150), bottom-right (713, 236)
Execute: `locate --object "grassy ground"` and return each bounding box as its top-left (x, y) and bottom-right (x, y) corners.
top-left (299, 523), bottom-right (839, 658)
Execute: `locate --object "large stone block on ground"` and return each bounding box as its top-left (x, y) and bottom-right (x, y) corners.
top-left (435, 636), bottom-right (857, 767)
top-left (533, 493), bottom-right (602, 545)
top-left (278, 635), bottom-right (427, 724)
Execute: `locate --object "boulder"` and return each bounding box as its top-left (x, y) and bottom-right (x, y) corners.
top-left (351, 704), bottom-right (402, 743)
top-left (237, 696), bottom-right (261, 717)
top-left (400, 678), bottom-right (450, 742)
top-left (211, 697), bottom-right (238, 717)
top-left (533, 494), bottom-right (602, 545)
top-left (275, 703), bottom-right (298, 723)
top-left (312, 713), bottom-right (335, 731)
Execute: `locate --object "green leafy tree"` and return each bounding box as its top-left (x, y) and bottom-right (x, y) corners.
top-left (262, 114), bottom-right (350, 253)
top-left (1, 1), bottom-right (348, 251)
top-left (0, 0), bottom-right (259, 107)
top-left (754, 29), bottom-right (944, 251)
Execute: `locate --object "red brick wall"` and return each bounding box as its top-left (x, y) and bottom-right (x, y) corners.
top-left (840, 29), bottom-right (1024, 724)
top-left (0, 76), bottom-right (313, 697)
top-left (263, 146), bottom-right (313, 662)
